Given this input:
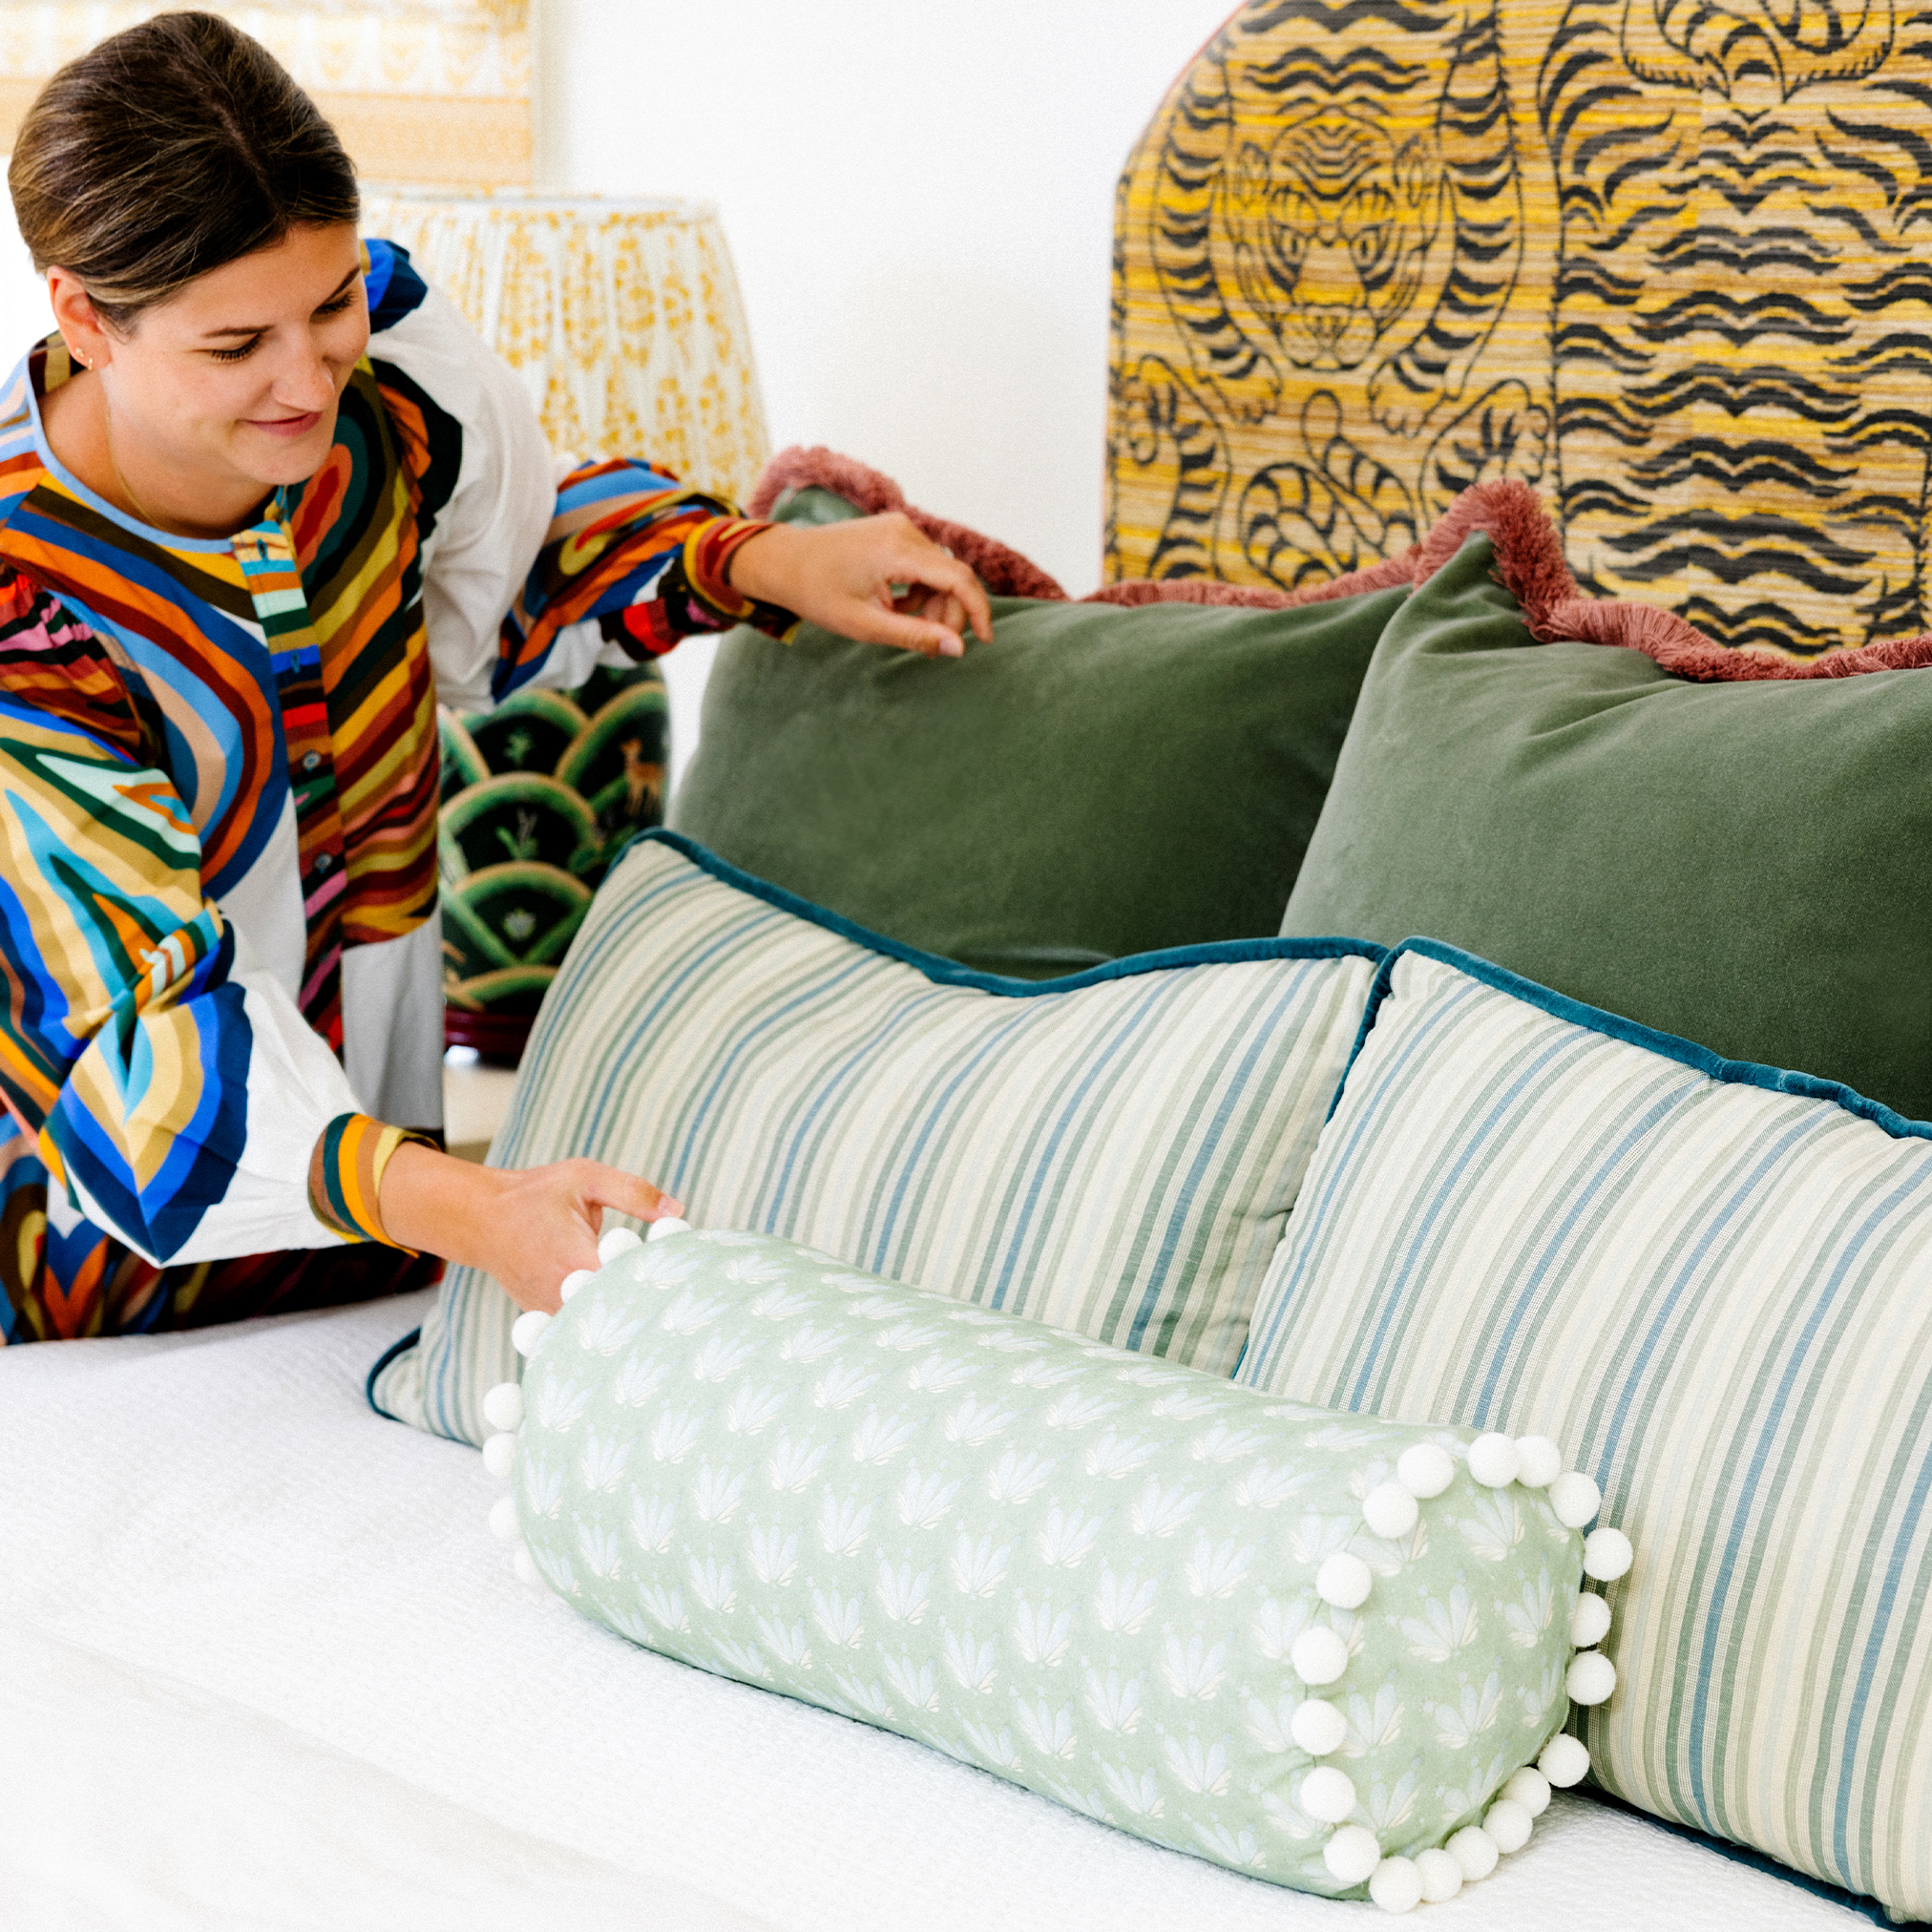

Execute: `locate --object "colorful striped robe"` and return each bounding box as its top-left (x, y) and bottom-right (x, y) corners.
top-left (0, 241), bottom-right (787, 1341)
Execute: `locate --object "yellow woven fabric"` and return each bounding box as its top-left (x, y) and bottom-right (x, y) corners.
top-left (1108, 1), bottom-right (1931, 658)
top-left (0, 3), bottom-right (530, 185)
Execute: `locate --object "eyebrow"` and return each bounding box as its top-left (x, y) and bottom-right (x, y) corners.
top-left (199, 265), bottom-right (361, 341)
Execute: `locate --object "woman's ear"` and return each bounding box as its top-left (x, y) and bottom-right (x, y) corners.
top-left (46, 266), bottom-right (114, 370)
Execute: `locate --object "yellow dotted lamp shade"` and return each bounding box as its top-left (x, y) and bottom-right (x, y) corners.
top-left (0, 2), bottom-right (532, 185)
top-left (359, 191), bottom-right (771, 502)
top-left (1107, 1), bottom-right (1932, 660)
top-left (438, 664), bottom-right (667, 1059)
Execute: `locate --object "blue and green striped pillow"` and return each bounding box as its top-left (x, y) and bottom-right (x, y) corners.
top-left (372, 832), bottom-right (1381, 1445)
top-left (1237, 939), bottom-right (1932, 1924)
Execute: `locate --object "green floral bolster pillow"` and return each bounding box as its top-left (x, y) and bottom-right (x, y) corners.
top-left (485, 1227), bottom-right (1635, 1912)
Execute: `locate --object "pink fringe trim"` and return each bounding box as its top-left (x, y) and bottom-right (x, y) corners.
top-left (748, 447), bottom-right (1067, 602)
top-left (748, 453), bottom-right (1932, 680)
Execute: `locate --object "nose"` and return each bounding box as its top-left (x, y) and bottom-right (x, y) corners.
top-left (270, 336), bottom-right (338, 414)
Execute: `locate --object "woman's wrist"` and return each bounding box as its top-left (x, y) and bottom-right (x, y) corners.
top-left (377, 1141), bottom-right (498, 1270)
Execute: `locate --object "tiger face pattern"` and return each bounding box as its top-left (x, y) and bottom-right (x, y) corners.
top-left (1110, 0), bottom-right (1932, 657)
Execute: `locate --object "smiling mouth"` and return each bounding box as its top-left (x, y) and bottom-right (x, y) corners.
top-left (247, 410), bottom-right (324, 437)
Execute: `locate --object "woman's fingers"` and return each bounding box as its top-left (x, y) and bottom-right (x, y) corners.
top-left (574, 1159), bottom-right (682, 1227)
top-left (884, 524), bottom-right (992, 641)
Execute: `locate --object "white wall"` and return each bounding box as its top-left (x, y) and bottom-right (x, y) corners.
top-left (538, 0), bottom-right (1232, 598)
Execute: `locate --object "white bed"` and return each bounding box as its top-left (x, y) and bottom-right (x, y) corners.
top-left (0, 1292), bottom-right (1883, 1932)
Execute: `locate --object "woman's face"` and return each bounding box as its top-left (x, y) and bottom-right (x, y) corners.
top-left (86, 220), bottom-right (370, 494)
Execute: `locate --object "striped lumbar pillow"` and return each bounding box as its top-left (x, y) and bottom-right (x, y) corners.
top-left (1237, 940), bottom-right (1932, 1924)
top-left (372, 832), bottom-right (1381, 1445)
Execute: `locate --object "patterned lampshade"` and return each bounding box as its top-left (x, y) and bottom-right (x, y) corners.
top-left (353, 190), bottom-right (770, 1059)
top-left (357, 189), bottom-right (771, 502)
top-left (0, 2), bottom-right (532, 185)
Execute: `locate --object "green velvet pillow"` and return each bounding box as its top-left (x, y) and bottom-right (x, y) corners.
top-left (1282, 535), bottom-right (1932, 1122)
top-left (670, 586), bottom-right (1408, 980)
top-left (491, 1227), bottom-right (1628, 1909)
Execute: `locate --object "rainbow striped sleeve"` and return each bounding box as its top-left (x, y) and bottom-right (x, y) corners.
top-left (307, 1113), bottom-right (432, 1246)
top-left (0, 589), bottom-right (364, 1265)
top-left (494, 458), bottom-right (795, 701)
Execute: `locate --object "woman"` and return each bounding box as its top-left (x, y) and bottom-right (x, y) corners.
top-left (0, 11), bottom-right (989, 1342)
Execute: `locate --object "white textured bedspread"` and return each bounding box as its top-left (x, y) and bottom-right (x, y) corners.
top-left (0, 1296), bottom-right (1874, 1931)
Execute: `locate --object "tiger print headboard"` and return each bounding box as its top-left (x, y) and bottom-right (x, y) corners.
top-left (1106, 1), bottom-right (1930, 659)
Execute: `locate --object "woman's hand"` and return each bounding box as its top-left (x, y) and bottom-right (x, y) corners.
top-left (729, 512), bottom-right (994, 658)
top-left (378, 1142), bottom-right (682, 1312)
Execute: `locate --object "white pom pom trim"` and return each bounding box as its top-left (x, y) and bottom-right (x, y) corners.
top-left (1395, 1442), bottom-right (1455, 1500)
top-left (1566, 1650), bottom-right (1618, 1706)
top-left (1294, 1436), bottom-right (1631, 1904)
top-left (1539, 1732), bottom-right (1591, 1787)
top-left (480, 1381), bottom-right (524, 1433)
top-left (1483, 1796), bottom-right (1533, 1855)
top-left (511, 1544), bottom-right (540, 1588)
top-left (487, 1494), bottom-right (521, 1543)
top-left (510, 1310), bottom-right (552, 1357)
top-left (1315, 1551), bottom-right (1373, 1609)
top-left (1370, 1857), bottom-right (1423, 1914)
top-left (644, 1215), bottom-right (691, 1243)
top-left (1291, 1698), bottom-right (1348, 1757)
top-left (1291, 1626), bottom-right (1350, 1687)
top-left (1415, 1849), bottom-right (1463, 1903)
top-left (597, 1226), bottom-right (645, 1264)
top-left (1583, 1525), bottom-right (1634, 1582)
top-left (1324, 1825), bottom-right (1382, 1886)
top-left (1446, 1825), bottom-right (1499, 1882)
top-left (558, 1269), bottom-right (594, 1304)
top-left (481, 1432), bottom-right (518, 1481)
top-left (1466, 1433), bottom-right (1521, 1487)
top-left (1301, 1766), bottom-right (1357, 1824)
top-left (1361, 1480), bottom-right (1419, 1541)
top-left (1548, 1469), bottom-right (1601, 1529)
top-left (1513, 1436), bottom-right (1563, 1488)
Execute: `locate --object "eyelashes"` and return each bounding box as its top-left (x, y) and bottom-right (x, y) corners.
top-left (207, 290), bottom-right (359, 364)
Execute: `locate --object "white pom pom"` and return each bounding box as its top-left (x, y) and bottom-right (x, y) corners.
top-left (1301, 1766), bottom-right (1357, 1824)
top-left (1548, 1470), bottom-right (1602, 1529)
top-left (482, 1432), bottom-right (518, 1480)
top-left (1370, 1857), bottom-right (1423, 1914)
top-left (1291, 1698), bottom-right (1348, 1757)
top-left (512, 1544), bottom-right (540, 1588)
top-left (1395, 1442), bottom-right (1455, 1499)
top-left (1483, 1796), bottom-right (1533, 1855)
top-left (510, 1310), bottom-right (552, 1357)
top-left (1566, 1650), bottom-right (1617, 1706)
top-left (1570, 1592), bottom-right (1612, 1648)
top-left (488, 1494), bottom-right (521, 1542)
top-left (557, 1269), bottom-right (594, 1304)
top-left (1416, 1848), bottom-right (1463, 1903)
top-left (1316, 1551), bottom-right (1373, 1609)
top-left (644, 1216), bottom-right (690, 1243)
top-left (1445, 1825), bottom-right (1499, 1882)
top-left (1538, 1732), bottom-right (1591, 1787)
top-left (1502, 1766), bottom-right (1551, 1817)
top-left (1584, 1525), bottom-right (1633, 1582)
top-left (481, 1382), bottom-right (525, 1432)
top-left (1362, 1480), bottom-right (1419, 1541)
top-left (1466, 1432), bottom-right (1521, 1487)
top-left (598, 1226), bottom-right (645, 1263)
top-left (1324, 1825), bottom-right (1382, 1886)
top-left (1292, 1626), bottom-right (1350, 1687)
top-left (1514, 1435), bottom-right (1563, 1487)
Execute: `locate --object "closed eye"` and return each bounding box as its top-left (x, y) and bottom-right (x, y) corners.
top-left (206, 287), bottom-right (359, 364)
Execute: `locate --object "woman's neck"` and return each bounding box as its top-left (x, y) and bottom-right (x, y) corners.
top-left (39, 367), bottom-right (276, 540)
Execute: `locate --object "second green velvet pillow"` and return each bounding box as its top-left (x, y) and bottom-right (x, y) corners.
top-left (1283, 534), bottom-right (1932, 1122)
top-left (670, 587), bottom-right (1407, 979)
